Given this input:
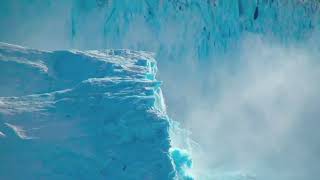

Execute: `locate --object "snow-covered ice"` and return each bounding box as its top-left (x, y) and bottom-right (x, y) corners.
top-left (0, 42), bottom-right (191, 180)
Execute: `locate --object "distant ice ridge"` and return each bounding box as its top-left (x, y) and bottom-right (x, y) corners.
top-left (69, 0), bottom-right (320, 58)
top-left (0, 0), bottom-right (319, 57)
top-left (0, 42), bottom-right (192, 180)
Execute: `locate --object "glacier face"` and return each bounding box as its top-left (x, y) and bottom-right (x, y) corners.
top-left (0, 42), bottom-right (185, 180)
top-left (0, 0), bottom-right (319, 53)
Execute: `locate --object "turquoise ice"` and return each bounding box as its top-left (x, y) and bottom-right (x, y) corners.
top-left (0, 42), bottom-right (191, 179)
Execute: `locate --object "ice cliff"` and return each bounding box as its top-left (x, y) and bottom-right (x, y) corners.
top-left (0, 42), bottom-right (191, 180)
top-left (70, 0), bottom-right (320, 59)
top-left (0, 0), bottom-right (319, 55)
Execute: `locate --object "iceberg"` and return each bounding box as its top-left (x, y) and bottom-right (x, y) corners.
top-left (0, 42), bottom-right (192, 180)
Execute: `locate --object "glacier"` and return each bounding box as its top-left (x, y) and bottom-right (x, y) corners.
top-left (0, 42), bottom-right (192, 180)
top-left (0, 0), bottom-right (319, 52)
top-left (1, 0), bottom-right (320, 180)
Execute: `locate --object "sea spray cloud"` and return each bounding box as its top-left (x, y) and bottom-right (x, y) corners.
top-left (176, 35), bottom-right (320, 179)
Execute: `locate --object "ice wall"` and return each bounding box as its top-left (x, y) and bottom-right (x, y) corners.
top-left (0, 0), bottom-right (319, 53)
top-left (69, 0), bottom-right (320, 58)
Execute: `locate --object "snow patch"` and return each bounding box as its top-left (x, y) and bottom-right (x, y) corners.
top-left (5, 123), bottom-right (34, 140)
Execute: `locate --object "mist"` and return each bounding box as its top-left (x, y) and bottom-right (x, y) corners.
top-left (166, 34), bottom-right (320, 179)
